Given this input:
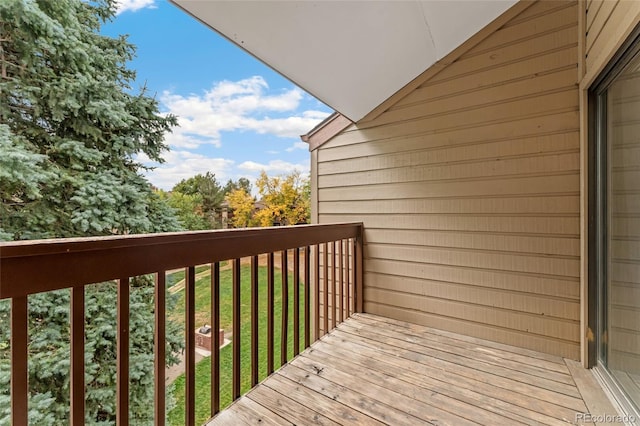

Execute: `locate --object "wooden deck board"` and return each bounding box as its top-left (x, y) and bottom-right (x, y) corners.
top-left (274, 364), bottom-right (434, 425)
top-left (246, 384), bottom-right (340, 426)
top-left (317, 332), bottom-right (584, 421)
top-left (301, 348), bottom-right (569, 425)
top-left (340, 317), bottom-right (576, 386)
top-left (336, 321), bottom-right (579, 392)
top-left (265, 372), bottom-right (389, 425)
top-left (207, 397), bottom-right (293, 426)
top-left (291, 351), bottom-right (521, 425)
top-left (356, 313), bottom-right (572, 374)
top-left (359, 313), bottom-right (569, 366)
top-left (326, 328), bottom-right (586, 410)
top-left (207, 314), bottom-right (616, 426)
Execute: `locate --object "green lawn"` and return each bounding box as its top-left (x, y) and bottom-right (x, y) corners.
top-left (167, 263), bottom-right (306, 425)
top-left (166, 264), bottom-right (215, 288)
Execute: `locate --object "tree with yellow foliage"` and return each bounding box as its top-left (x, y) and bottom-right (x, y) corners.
top-left (225, 171), bottom-right (310, 228)
top-left (254, 170), bottom-right (310, 227)
top-left (225, 188), bottom-right (255, 228)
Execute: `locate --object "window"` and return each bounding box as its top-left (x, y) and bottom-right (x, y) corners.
top-left (590, 24), bottom-right (640, 419)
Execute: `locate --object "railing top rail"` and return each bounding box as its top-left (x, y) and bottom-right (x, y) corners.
top-left (0, 222), bottom-right (363, 300)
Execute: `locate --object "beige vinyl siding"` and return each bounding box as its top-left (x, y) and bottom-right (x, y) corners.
top-left (316, 1), bottom-right (581, 358)
top-left (584, 0), bottom-right (640, 77)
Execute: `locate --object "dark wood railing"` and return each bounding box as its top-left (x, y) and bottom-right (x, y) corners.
top-left (0, 222), bottom-right (363, 426)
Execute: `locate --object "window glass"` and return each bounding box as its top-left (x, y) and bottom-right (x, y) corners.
top-left (604, 52), bottom-right (640, 412)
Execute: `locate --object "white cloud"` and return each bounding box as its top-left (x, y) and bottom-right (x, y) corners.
top-left (161, 76), bottom-right (331, 149)
top-left (138, 77), bottom-right (329, 190)
top-left (285, 142), bottom-right (308, 152)
top-left (115, 0), bottom-right (156, 14)
top-left (206, 77), bottom-right (302, 113)
top-left (162, 131), bottom-right (221, 149)
top-left (136, 151), bottom-right (234, 190)
top-left (303, 110), bottom-right (332, 119)
top-left (238, 160), bottom-right (309, 175)
top-left (242, 116), bottom-right (325, 138)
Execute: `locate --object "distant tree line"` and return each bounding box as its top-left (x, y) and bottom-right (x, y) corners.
top-left (158, 170), bottom-right (310, 231)
top-left (225, 170), bottom-right (310, 228)
top-left (156, 172), bottom-right (252, 230)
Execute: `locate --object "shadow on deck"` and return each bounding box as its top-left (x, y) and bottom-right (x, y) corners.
top-left (209, 313), bottom-right (620, 425)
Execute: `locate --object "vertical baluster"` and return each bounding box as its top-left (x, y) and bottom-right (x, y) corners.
top-left (267, 253), bottom-right (275, 374)
top-left (117, 277), bottom-right (130, 426)
top-left (232, 259), bottom-right (241, 400)
top-left (347, 239), bottom-right (352, 317)
top-left (154, 273), bottom-right (166, 426)
top-left (338, 240), bottom-right (344, 324)
top-left (71, 287), bottom-right (85, 426)
top-left (211, 262), bottom-right (220, 415)
top-left (251, 256), bottom-right (259, 387)
top-left (185, 267), bottom-right (196, 426)
top-left (330, 241), bottom-right (336, 330)
top-left (293, 247), bottom-right (300, 356)
top-left (304, 246), bottom-right (311, 348)
top-left (11, 296), bottom-right (28, 426)
top-left (281, 250), bottom-right (289, 366)
top-left (314, 244), bottom-right (320, 341)
top-left (323, 242), bottom-right (328, 335)
top-left (355, 234), bottom-right (364, 313)
top-left (349, 238), bottom-right (356, 315)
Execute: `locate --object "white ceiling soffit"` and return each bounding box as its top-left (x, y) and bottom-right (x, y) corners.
top-left (172, 1), bottom-right (518, 122)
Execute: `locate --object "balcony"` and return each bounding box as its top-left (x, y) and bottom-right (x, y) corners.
top-left (210, 314), bottom-right (608, 426)
top-left (0, 223), bottom-right (619, 425)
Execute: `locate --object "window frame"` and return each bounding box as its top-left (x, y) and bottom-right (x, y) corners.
top-left (588, 21), bottom-right (640, 420)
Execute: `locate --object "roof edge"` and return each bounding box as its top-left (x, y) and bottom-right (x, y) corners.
top-left (301, 112), bottom-right (353, 152)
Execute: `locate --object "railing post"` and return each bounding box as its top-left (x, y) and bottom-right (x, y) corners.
top-left (331, 241), bottom-right (336, 330)
top-left (251, 256), bottom-right (259, 386)
top-left (267, 253), bottom-right (275, 374)
top-left (11, 296), bottom-right (28, 426)
top-left (117, 277), bottom-right (130, 426)
top-left (293, 247), bottom-right (300, 356)
top-left (154, 273), bottom-right (166, 426)
top-left (355, 227), bottom-right (364, 313)
top-left (281, 250), bottom-right (289, 366)
top-left (71, 287), bottom-right (85, 426)
top-left (313, 244), bottom-right (320, 342)
top-left (323, 243), bottom-right (329, 335)
top-left (185, 267), bottom-right (196, 426)
top-left (338, 240), bottom-right (343, 324)
top-left (347, 239), bottom-right (352, 316)
top-left (232, 259), bottom-right (241, 400)
top-left (211, 262), bottom-right (220, 415)
top-left (304, 246), bottom-right (311, 348)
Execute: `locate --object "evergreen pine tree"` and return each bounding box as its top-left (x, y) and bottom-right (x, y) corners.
top-left (0, 0), bottom-right (184, 423)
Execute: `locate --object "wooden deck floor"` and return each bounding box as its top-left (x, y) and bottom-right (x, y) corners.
top-left (208, 313), bottom-right (620, 425)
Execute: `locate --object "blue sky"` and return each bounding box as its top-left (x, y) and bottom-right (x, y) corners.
top-left (105, 0), bottom-right (332, 190)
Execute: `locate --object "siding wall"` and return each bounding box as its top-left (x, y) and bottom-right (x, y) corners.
top-left (585, 0), bottom-right (640, 78)
top-left (315, 1), bottom-right (581, 358)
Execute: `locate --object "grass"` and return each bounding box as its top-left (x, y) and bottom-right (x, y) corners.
top-left (167, 263), bottom-right (306, 426)
top-left (166, 264), bottom-right (216, 289)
